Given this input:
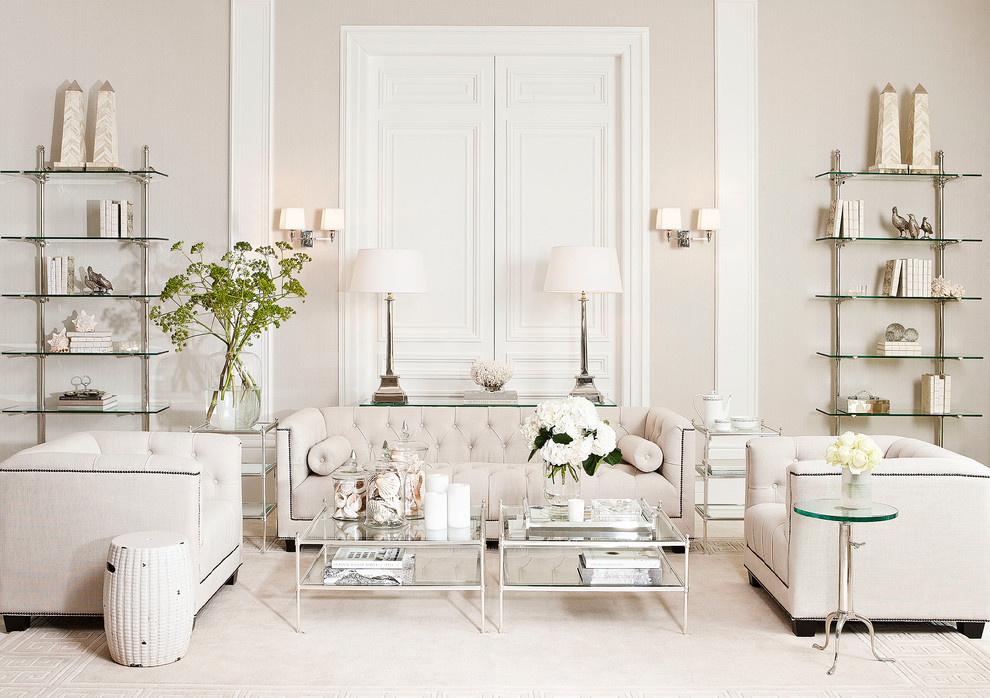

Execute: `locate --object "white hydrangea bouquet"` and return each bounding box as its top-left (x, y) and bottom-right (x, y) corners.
top-left (469, 360), bottom-right (513, 391)
top-left (824, 431), bottom-right (882, 473)
top-left (522, 396), bottom-right (623, 483)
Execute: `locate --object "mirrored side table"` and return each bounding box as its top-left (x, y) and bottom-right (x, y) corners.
top-left (793, 498), bottom-right (898, 675)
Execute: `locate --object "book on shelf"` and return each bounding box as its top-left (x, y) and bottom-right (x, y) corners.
top-left (330, 547), bottom-right (411, 569)
top-left (825, 199), bottom-right (841, 237)
top-left (876, 341), bottom-right (922, 356)
top-left (322, 562), bottom-right (414, 586)
top-left (579, 566), bottom-right (662, 586)
top-left (921, 373), bottom-right (951, 413)
top-left (579, 548), bottom-right (661, 569)
top-left (841, 200), bottom-right (851, 237)
top-left (56, 394), bottom-right (118, 409)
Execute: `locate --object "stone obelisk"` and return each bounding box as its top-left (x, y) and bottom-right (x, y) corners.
top-left (87, 81), bottom-right (120, 169)
top-left (869, 83), bottom-right (907, 172)
top-left (907, 84), bottom-right (936, 173)
top-left (54, 81), bottom-right (86, 169)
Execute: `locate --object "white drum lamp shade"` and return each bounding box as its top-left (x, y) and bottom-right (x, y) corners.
top-left (350, 249), bottom-right (428, 294)
top-left (278, 207), bottom-right (306, 230)
top-left (320, 208), bottom-right (345, 231)
top-left (655, 208), bottom-right (682, 231)
top-left (544, 246), bottom-right (623, 294)
top-left (698, 208), bottom-right (721, 231)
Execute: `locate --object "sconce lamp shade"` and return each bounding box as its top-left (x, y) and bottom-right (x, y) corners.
top-left (656, 208), bottom-right (682, 231)
top-left (320, 208), bottom-right (345, 230)
top-left (544, 246), bottom-right (622, 294)
top-left (350, 248), bottom-right (428, 294)
top-left (279, 207), bottom-right (306, 230)
top-left (698, 208), bottom-right (721, 231)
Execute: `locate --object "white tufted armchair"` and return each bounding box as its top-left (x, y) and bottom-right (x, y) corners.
top-left (276, 405), bottom-right (695, 547)
top-left (0, 431), bottom-right (243, 631)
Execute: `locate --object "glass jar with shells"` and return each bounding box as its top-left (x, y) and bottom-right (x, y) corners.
top-left (388, 422), bottom-right (428, 519)
top-left (362, 443), bottom-right (408, 529)
top-left (331, 450), bottom-right (367, 521)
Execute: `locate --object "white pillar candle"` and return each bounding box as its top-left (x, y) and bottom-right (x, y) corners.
top-left (424, 491), bottom-right (448, 530)
top-left (568, 498), bottom-right (585, 522)
top-left (446, 482), bottom-right (471, 528)
top-left (426, 472), bottom-right (450, 493)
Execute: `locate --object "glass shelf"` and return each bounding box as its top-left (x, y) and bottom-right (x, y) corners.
top-left (817, 407), bottom-right (982, 418)
top-left (3, 401), bottom-right (170, 415)
top-left (815, 294), bottom-right (981, 301)
top-left (1, 235), bottom-right (168, 242)
top-left (815, 169), bottom-right (980, 180)
top-left (2, 349), bottom-right (168, 357)
top-left (815, 236), bottom-right (982, 244)
top-left (359, 397), bottom-right (617, 407)
top-left (0, 167), bottom-right (167, 179)
top-left (3, 293), bottom-right (160, 299)
top-left (816, 352), bottom-right (983, 360)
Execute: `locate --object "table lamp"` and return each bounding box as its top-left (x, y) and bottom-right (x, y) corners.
top-left (544, 246), bottom-right (622, 403)
top-left (350, 248), bottom-right (428, 404)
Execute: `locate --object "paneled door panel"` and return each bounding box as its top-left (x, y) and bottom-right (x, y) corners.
top-left (495, 56), bottom-right (619, 399)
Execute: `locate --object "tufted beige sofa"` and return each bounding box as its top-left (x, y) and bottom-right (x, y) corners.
top-left (0, 431), bottom-right (243, 631)
top-left (276, 406), bottom-right (695, 547)
top-left (744, 435), bottom-right (990, 638)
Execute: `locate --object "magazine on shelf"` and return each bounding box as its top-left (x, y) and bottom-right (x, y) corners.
top-left (331, 547), bottom-right (411, 569)
top-left (579, 566), bottom-right (662, 585)
top-left (579, 548), bottom-right (662, 569)
top-left (322, 562), bottom-right (414, 586)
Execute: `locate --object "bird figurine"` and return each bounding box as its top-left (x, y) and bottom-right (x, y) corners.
top-left (907, 213), bottom-right (921, 239)
top-left (85, 266), bottom-right (113, 295)
top-left (891, 206), bottom-right (909, 238)
top-left (920, 216), bottom-right (934, 239)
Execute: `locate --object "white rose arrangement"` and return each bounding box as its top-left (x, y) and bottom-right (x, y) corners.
top-left (470, 360), bottom-right (513, 391)
top-left (824, 431), bottom-right (882, 473)
top-left (522, 397), bottom-right (622, 483)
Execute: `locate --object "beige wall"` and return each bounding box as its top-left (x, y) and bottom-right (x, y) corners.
top-left (1, 1), bottom-right (988, 465)
top-left (759, 0), bottom-right (990, 463)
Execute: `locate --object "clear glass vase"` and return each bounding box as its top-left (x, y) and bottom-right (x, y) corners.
top-left (205, 350), bottom-right (262, 430)
top-left (840, 468), bottom-right (872, 509)
top-left (543, 460), bottom-right (582, 519)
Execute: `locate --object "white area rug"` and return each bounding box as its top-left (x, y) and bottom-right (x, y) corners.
top-left (1, 537), bottom-right (988, 696)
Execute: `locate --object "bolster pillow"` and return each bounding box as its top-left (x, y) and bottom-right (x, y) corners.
top-left (308, 435), bottom-right (353, 476)
top-left (618, 435), bottom-right (663, 473)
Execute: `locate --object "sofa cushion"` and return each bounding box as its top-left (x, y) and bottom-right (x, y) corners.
top-left (618, 435), bottom-right (663, 473)
top-left (308, 435), bottom-right (352, 476)
top-left (744, 502), bottom-right (789, 585)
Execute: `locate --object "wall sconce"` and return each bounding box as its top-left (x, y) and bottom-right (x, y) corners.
top-left (279, 207), bottom-right (311, 246)
top-left (656, 207), bottom-right (720, 247)
top-left (318, 208), bottom-right (344, 243)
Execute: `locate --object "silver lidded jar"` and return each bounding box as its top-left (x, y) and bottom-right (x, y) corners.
top-left (388, 421), bottom-right (428, 519)
top-left (362, 441), bottom-right (408, 529)
top-left (331, 449), bottom-right (367, 521)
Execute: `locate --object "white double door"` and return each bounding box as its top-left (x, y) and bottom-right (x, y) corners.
top-left (344, 53), bottom-right (624, 402)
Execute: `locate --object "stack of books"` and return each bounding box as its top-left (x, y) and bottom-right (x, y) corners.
top-left (88, 199), bottom-right (134, 238)
top-left (876, 341), bottom-right (922, 356)
top-left (42, 256), bottom-right (75, 294)
top-left (68, 331), bottom-right (113, 353)
top-left (825, 198), bottom-right (865, 238)
top-left (921, 373), bottom-right (951, 413)
top-left (881, 258), bottom-right (934, 297)
top-left (56, 392), bottom-right (118, 410)
top-left (577, 548), bottom-right (663, 585)
top-left (323, 547), bottom-right (415, 586)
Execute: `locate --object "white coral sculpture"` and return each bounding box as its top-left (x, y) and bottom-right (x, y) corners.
top-left (931, 276), bottom-right (965, 299)
top-left (470, 360), bottom-right (513, 391)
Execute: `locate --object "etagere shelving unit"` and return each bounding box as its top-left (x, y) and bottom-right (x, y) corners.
top-left (1, 145), bottom-right (169, 442)
top-left (815, 149), bottom-right (983, 447)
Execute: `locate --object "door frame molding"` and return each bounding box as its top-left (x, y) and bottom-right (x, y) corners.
top-left (340, 26), bottom-right (650, 406)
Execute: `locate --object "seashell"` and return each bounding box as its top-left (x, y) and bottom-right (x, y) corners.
top-left (335, 489), bottom-right (347, 507)
top-left (372, 471), bottom-right (401, 499)
top-left (345, 492), bottom-right (364, 513)
top-left (342, 502), bottom-right (358, 518)
top-left (367, 498), bottom-right (401, 524)
top-left (337, 479), bottom-right (355, 495)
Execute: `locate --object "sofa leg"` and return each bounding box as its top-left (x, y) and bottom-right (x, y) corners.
top-left (792, 619), bottom-right (817, 637)
top-left (3, 615), bottom-right (30, 632)
top-left (747, 571), bottom-right (762, 588)
top-left (957, 621), bottom-right (985, 639)
top-left (284, 538), bottom-right (296, 553)
top-left (225, 569), bottom-right (238, 586)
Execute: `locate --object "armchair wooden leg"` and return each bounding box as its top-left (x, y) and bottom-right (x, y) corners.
top-left (957, 621), bottom-right (985, 639)
top-left (224, 569), bottom-right (238, 585)
top-left (284, 538), bottom-right (296, 553)
top-left (747, 571), bottom-right (762, 588)
top-left (792, 619), bottom-right (818, 637)
top-left (3, 615), bottom-right (30, 632)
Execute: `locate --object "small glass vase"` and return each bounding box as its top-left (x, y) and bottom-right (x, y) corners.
top-left (543, 461), bottom-right (581, 519)
top-left (840, 468), bottom-right (872, 509)
top-left (205, 350), bottom-right (262, 430)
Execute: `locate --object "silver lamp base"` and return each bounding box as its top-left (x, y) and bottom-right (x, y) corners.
top-left (569, 375), bottom-right (604, 404)
top-left (372, 374), bottom-right (408, 404)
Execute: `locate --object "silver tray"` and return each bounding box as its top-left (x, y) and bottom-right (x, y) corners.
top-left (523, 501), bottom-right (654, 537)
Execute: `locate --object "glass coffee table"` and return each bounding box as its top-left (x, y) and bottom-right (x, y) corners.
top-left (295, 502), bottom-right (486, 633)
top-left (793, 498), bottom-right (898, 675)
top-left (498, 498), bottom-right (689, 633)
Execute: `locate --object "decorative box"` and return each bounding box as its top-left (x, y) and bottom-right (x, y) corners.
top-left (843, 390), bottom-right (890, 414)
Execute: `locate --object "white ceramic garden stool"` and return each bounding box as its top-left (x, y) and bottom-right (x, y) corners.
top-left (103, 531), bottom-right (194, 667)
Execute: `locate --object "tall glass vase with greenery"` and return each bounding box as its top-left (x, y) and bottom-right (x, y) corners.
top-left (150, 240), bottom-right (310, 428)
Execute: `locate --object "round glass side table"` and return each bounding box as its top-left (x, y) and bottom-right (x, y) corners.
top-left (793, 498), bottom-right (898, 675)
